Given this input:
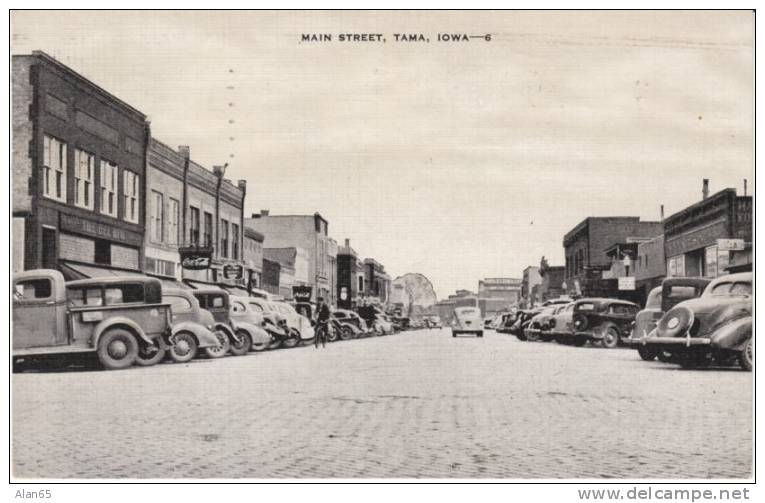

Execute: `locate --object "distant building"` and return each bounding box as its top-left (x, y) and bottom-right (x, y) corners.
top-left (245, 211), bottom-right (332, 302)
top-left (264, 247), bottom-right (309, 300)
top-left (538, 265), bottom-right (566, 303)
top-left (521, 266), bottom-right (542, 307)
top-left (362, 258), bottom-right (391, 304)
top-left (336, 238), bottom-right (360, 309)
top-left (243, 227), bottom-right (264, 289)
top-left (477, 277), bottom-right (521, 316)
top-left (262, 257), bottom-right (280, 295)
top-left (635, 234), bottom-right (666, 298)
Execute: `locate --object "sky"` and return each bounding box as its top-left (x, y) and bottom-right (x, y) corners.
top-left (11, 11), bottom-right (754, 299)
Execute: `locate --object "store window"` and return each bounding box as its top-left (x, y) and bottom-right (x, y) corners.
top-left (74, 149), bottom-right (95, 210)
top-left (152, 190), bottom-right (164, 242)
top-left (123, 171), bottom-right (139, 223)
top-left (42, 135), bottom-right (67, 202)
top-left (667, 255), bottom-right (686, 278)
top-left (99, 160), bottom-right (118, 217)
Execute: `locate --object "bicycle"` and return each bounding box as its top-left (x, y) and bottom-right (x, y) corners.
top-left (314, 321), bottom-right (329, 348)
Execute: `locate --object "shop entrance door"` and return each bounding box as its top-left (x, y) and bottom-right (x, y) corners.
top-left (41, 227), bottom-right (57, 269)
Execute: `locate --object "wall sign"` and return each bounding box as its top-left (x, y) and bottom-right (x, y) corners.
top-left (717, 238), bottom-right (745, 251)
top-left (179, 245), bottom-right (213, 270)
top-left (293, 285), bottom-right (313, 302)
top-left (60, 213), bottom-right (142, 246)
top-left (618, 277), bottom-right (636, 290)
top-left (223, 264), bottom-right (244, 280)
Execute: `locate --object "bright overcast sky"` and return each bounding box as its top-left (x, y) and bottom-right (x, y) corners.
top-left (11, 11), bottom-right (753, 299)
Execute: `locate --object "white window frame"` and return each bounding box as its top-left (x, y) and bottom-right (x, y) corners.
top-left (99, 160), bottom-right (118, 217)
top-left (152, 190), bottom-right (164, 243)
top-left (42, 135), bottom-right (67, 202)
top-left (74, 148), bottom-right (95, 210)
top-left (123, 170), bottom-right (139, 224)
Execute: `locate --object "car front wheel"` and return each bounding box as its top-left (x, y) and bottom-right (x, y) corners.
top-left (740, 339), bottom-right (753, 371)
top-left (97, 328), bottom-right (139, 370)
top-left (229, 330), bottom-right (252, 356)
top-left (601, 324), bottom-right (620, 349)
top-left (169, 331), bottom-right (198, 363)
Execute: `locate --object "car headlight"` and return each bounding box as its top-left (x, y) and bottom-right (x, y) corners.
top-left (207, 324), bottom-right (214, 330)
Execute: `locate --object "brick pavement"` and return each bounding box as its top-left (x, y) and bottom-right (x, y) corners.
top-left (12, 329), bottom-right (752, 479)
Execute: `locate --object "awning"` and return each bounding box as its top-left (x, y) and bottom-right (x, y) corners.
top-left (155, 278), bottom-right (190, 291)
top-left (220, 285), bottom-right (251, 297)
top-left (61, 262), bottom-right (148, 281)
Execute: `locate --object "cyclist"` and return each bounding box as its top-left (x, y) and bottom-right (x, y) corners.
top-left (314, 296), bottom-right (331, 348)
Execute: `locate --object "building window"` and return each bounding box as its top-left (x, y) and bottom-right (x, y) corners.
top-left (74, 149), bottom-right (94, 210)
top-left (42, 135), bottom-right (67, 202)
top-left (99, 160), bottom-right (118, 217)
top-left (203, 212), bottom-right (213, 247)
top-left (220, 219), bottom-right (229, 258)
top-left (232, 223), bottom-right (239, 260)
top-left (189, 206), bottom-right (200, 246)
top-left (168, 198), bottom-right (179, 245)
top-left (123, 171), bottom-right (139, 223)
top-left (152, 190), bottom-right (164, 242)
top-left (667, 255), bottom-right (686, 278)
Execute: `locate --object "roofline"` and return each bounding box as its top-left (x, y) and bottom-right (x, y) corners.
top-left (21, 51), bottom-right (147, 119)
top-left (663, 188), bottom-right (745, 224)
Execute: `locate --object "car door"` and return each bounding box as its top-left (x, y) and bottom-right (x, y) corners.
top-left (13, 276), bottom-right (64, 349)
top-left (165, 294), bottom-right (195, 324)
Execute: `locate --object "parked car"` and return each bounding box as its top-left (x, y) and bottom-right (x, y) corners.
top-left (192, 288), bottom-right (261, 356)
top-left (162, 288), bottom-right (230, 362)
top-left (509, 308), bottom-right (541, 340)
top-left (452, 307), bottom-right (483, 337)
top-left (626, 277), bottom-right (711, 361)
top-left (495, 312), bottom-right (517, 334)
top-left (271, 300), bottom-right (315, 346)
top-left (571, 298), bottom-right (640, 348)
top-left (524, 304), bottom-right (567, 342)
top-left (548, 303), bottom-right (578, 345)
top-left (333, 309), bottom-right (368, 338)
top-left (640, 272), bottom-right (752, 370)
top-left (424, 315), bottom-right (443, 329)
top-left (232, 296), bottom-right (289, 350)
top-left (13, 270), bottom-right (172, 370)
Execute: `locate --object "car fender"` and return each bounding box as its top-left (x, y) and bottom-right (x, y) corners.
top-left (710, 316), bottom-right (752, 351)
top-left (93, 317), bottom-right (152, 347)
top-left (214, 323), bottom-right (236, 341)
top-left (233, 320), bottom-right (271, 345)
top-left (172, 321), bottom-right (219, 349)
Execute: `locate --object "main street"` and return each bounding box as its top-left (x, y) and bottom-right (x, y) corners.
top-left (12, 329), bottom-right (752, 479)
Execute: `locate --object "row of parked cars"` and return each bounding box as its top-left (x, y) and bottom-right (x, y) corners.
top-left (492, 272), bottom-right (753, 371)
top-left (11, 269), bottom-right (403, 371)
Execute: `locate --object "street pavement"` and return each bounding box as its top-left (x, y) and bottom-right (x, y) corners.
top-left (12, 328), bottom-right (752, 479)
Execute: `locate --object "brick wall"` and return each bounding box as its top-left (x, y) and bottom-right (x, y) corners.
top-left (60, 233), bottom-right (95, 262)
top-left (111, 244), bottom-right (139, 269)
top-left (12, 56), bottom-right (33, 214)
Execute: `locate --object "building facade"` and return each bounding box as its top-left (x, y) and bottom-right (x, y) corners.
top-left (562, 217), bottom-right (663, 298)
top-left (262, 258), bottom-right (280, 295)
top-left (245, 211), bottom-right (332, 302)
top-left (13, 51), bottom-right (149, 276)
top-left (144, 139), bottom-right (247, 286)
top-left (520, 266), bottom-right (543, 308)
top-left (243, 227), bottom-right (264, 289)
top-left (634, 234), bottom-right (666, 297)
top-left (362, 258), bottom-right (391, 305)
top-left (663, 187), bottom-right (752, 278)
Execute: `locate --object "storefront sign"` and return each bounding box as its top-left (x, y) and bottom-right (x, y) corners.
top-left (60, 213), bottom-right (142, 246)
top-left (717, 239), bottom-right (745, 251)
top-left (223, 264), bottom-right (244, 280)
top-left (618, 277), bottom-right (636, 290)
top-left (293, 285), bottom-right (313, 302)
top-left (179, 246), bottom-right (213, 270)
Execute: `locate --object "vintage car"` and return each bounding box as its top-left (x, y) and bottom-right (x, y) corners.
top-left (571, 298), bottom-right (640, 348)
top-left (13, 270), bottom-right (171, 370)
top-left (333, 309), bottom-right (369, 338)
top-left (509, 308), bottom-right (542, 340)
top-left (626, 277), bottom-right (711, 361)
top-left (524, 304), bottom-right (567, 342)
top-left (229, 296), bottom-right (285, 350)
top-left (192, 288), bottom-right (262, 356)
top-left (451, 307), bottom-right (483, 337)
top-left (547, 303), bottom-right (578, 345)
top-left (424, 315), bottom-right (443, 329)
top-left (162, 288), bottom-right (230, 362)
top-left (236, 297), bottom-right (290, 351)
top-left (639, 272), bottom-right (752, 370)
top-left (495, 312), bottom-right (517, 334)
top-left (271, 300), bottom-right (315, 345)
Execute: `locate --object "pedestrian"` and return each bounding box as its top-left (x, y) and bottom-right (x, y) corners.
top-left (314, 296), bottom-right (331, 348)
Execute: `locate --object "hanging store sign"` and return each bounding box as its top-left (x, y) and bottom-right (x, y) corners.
top-left (223, 264), bottom-right (244, 280)
top-left (618, 277), bottom-right (636, 291)
top-left (293, 285), bottom-right (313, 302)
top-left (179, 245), bottom-right (213, 270)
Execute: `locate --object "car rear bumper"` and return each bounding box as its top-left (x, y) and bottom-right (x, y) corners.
top-left (641, 336), bottom-right (712, 347)
top-left (575, 331), bottom-right (599, 340)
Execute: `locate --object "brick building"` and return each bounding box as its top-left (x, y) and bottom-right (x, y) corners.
top-left (477, 277), bottom-right (521, 316)
top-left (12, 51), bottom-right (149, 277)
top-left (563, 216), bottom-right (663, 298)
top-left (362, 258), bottom-right (391, 304)
top-left (144, 138), bottom-right (247, 287)
top-left (336, 238), bottom-right (360, 309)
top-left (245, 211), bottom-right (333, 302)
top-left (663, 185), bottom-right (752, 278)
top-left (634, 234), bottom-right (666, 298)
top-left (243, 227), bottom-right (264, 289)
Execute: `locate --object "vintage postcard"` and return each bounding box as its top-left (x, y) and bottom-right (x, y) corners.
top-left (9, 9), bottom-right (754, 484)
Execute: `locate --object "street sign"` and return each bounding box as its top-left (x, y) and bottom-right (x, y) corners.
top-left (618, 277), bottom-right (636, 290)
top-left (717, 239), bottom-right (745, 251)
